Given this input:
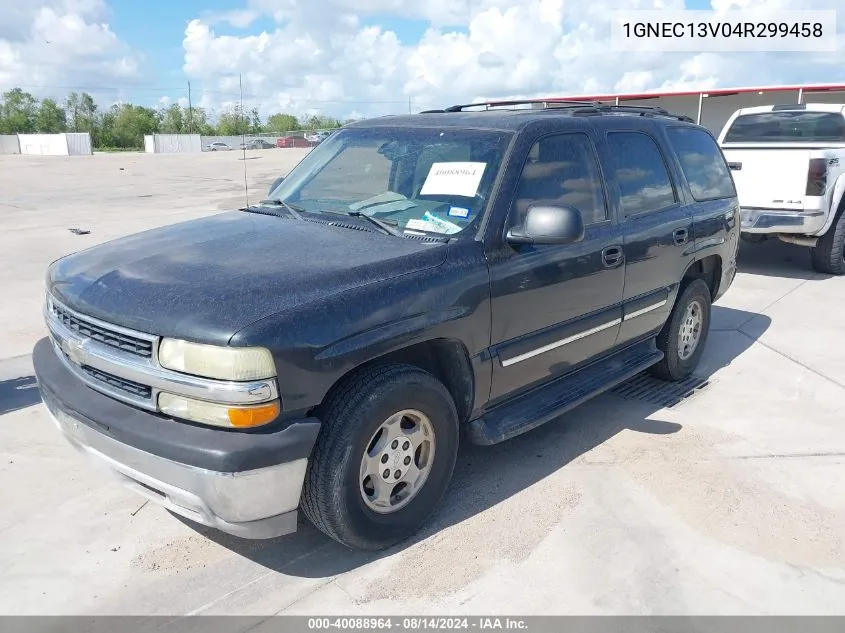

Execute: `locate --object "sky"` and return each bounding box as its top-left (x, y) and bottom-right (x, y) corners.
top-left (0, 0), bottom-right (843, 121)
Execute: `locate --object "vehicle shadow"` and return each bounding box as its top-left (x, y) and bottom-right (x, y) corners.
top-left (737, 237), bottom-right (832, 281)
top-left (179, 305), bottom-right (771, 579)
top-left (0, 375), bottom-right (41, 415)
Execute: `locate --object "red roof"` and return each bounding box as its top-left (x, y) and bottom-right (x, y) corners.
top-left (541, 83), bottom-right (845, 102)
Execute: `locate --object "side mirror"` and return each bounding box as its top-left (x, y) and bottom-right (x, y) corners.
top-left (268, 175), bottom-right (285, 195)
top-left (506, 204), bottom-right (585, 245)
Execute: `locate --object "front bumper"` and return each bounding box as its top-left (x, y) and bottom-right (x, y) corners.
top-left (740, 207), bottom-right (826, 235)
top-left (33, 337), bottom-right (321, 539)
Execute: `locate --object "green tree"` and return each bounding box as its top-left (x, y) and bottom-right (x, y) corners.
top-left (249, 107), bottom-right (262, 134)
top-left (65, 92), bottom-right (98, 134)
top-left (108, 104), bottom-right (160, 148)
top-left (266, 112), bottom-right (299, 134)
top-left (159, 103), bottom-right (186, 133)
top-left (179, 106), bottom-right (215, 135)
top-left (0, 88), bottom-right (39, 134)
top-left (35, 98), bottom-right (67, 133)
top-left (299, 114), bottom-right (341, 131)
top-left (216, 104), bottom-right (250, 135)
top-left (190, 107), bottom-right (216, 135)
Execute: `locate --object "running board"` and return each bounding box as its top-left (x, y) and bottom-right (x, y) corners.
top-left (467, 340), bottom-right (663, 446)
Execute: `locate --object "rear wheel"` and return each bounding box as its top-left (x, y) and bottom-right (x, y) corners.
top-left (301, 362), bottom-right (459, 551)
top-left (649, 279), bottom-right (712, 382)
top-left (810, 210), bottom-right (845, 275)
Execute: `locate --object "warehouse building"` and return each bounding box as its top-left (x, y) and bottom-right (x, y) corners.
top-left (534, 83), bottom-right (845, 135)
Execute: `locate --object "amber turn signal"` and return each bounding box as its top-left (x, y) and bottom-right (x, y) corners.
top-left (228, 401), bottom-right (280, 428)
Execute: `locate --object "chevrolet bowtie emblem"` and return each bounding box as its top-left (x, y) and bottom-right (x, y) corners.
top-left (62, 338), bottom-right (85, 365)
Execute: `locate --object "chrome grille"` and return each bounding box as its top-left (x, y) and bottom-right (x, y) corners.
top-left (44, 292), bottom-right (279, 413)
top-left (80, 365), bottom-right (153, 400)
top-left (51, 302), bottom-right (153, 358)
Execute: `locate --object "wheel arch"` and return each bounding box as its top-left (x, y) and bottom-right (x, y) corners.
top-left (311, 337), bottom-right (475, 425)
top-left (682, 254), bottom-right (723, 301)
top-left (815, 171), bottom-right (845, 237)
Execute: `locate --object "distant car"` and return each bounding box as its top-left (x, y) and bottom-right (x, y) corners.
top-left (308, 130), bottom-right (334, 144)
top-left (276, 135), bottom-right (311, 148)
top-left (240, 139), bottom-right (275, 150)
top-left (204, 142), bottom-right (231, 152)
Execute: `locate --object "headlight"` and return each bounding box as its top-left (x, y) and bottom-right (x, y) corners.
top-left (158, 338), bottom-right (276, 381)
top-left (159, 393), bottom-right (280, 428)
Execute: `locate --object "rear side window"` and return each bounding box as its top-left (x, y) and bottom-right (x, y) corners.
top-left (723, 111), bottom-right (845, 143)
top-left (667, 127), bottom-right (736, 201)
top-left (606, 132), bottom-right (677, 216)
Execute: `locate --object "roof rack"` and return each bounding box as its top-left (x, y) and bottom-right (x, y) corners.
top-left (420, 99), bottom-right (695, 122)
top-left (564, 103), bottom-right (696, 122)
top-left (425, 99), bottom-right (600, 112)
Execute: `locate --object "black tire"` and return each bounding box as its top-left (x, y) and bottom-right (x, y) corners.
top-left (648, 279), bottom-right (712, 382)
top-left (300, 362), bottom-right (459, 551)
top-left (810, 209), bottom-right (845, 275)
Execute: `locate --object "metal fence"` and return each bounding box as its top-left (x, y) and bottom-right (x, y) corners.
top-left (144, 134), bottom-right (202, 153)
top-left (0, 135), bottom-right (21, 155)
top-left (65, 132), bottom-right (93, 155)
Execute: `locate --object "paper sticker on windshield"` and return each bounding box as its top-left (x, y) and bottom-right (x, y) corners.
top-left (419, 162), bottom-right (486, 198)
top-left (448, 206), bottom-right (470, 218)
top-left (406, 214), bottom-right (462, 235)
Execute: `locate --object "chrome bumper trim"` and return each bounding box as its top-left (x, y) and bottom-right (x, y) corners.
top-left (44, 296), bottom-right (279, 411)
top-left (47, 404), bottom-right (303, 539)
top-left (740, 207), bottom-right (825, 234)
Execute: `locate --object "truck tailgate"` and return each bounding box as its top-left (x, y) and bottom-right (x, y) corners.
top-left (721, 148), bottom-right (811, 211)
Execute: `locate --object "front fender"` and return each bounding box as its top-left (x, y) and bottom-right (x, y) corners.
top-left (230, 241), bottom-right (492, 415)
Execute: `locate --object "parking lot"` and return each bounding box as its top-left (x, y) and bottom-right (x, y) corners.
top-left (1, 151), bottom-right (844, 615)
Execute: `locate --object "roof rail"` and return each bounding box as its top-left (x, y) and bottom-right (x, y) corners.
top-left (563, 103), bottom-right (696, 122)
top-left (439, 99), bottom-right (602, 112)
top-left (420, 99), bottom-right (696, 122)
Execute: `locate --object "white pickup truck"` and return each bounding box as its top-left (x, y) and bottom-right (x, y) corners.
top-left (718, 103), bottom-right (845, 274)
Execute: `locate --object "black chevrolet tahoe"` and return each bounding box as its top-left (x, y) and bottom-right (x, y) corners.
top-left (33, 101), bottom-right (739, 551)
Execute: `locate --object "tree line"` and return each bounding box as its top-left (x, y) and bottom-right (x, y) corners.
top-left (0, 88), bottom-right (346, 150)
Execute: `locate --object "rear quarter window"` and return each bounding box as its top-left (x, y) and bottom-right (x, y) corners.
top-left (723, 111), bottom-right (845, 143)
top-left (666, 127), bottom-right (736, 202)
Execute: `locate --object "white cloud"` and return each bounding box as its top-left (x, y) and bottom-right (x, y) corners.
top-left (0, 0), bottom-right (142, 101)
top-left (177, 0), bottom-right (844, 121)
top-left (2, 0), bottom-right (843, 123)
top-left (208, 8), bottom-right (261, 28)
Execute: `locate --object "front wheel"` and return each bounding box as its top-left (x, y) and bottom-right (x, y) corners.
top-left (649, 279), bottom-right (712, 382)
top-left (301, 362), bottom-right (459, 551)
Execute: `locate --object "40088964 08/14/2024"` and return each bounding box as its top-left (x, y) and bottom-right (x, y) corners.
top-left (32, 100), bottom-right (739, 551)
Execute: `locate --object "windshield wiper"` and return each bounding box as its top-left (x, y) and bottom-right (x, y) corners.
top-left (258, 198), bottom-right (306, 221)
top-left (345, 211), bottom-right (404, 237)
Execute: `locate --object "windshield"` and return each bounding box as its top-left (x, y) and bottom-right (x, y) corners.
top-left (723, 111), bottom-right (845, 143)
top-left (264, 126), bottom-right (513, 237)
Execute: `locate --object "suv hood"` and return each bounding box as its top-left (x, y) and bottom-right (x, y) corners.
top-left (48, 210), bottom-right (447, 343)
